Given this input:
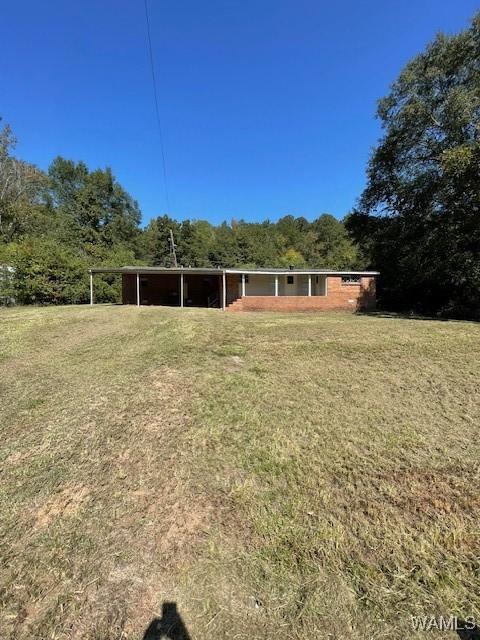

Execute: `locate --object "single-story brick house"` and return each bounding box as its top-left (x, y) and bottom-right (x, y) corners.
top-left (89, 266), bottom-right (379, 311)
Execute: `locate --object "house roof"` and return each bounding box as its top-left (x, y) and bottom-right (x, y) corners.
top-left (225, 268), bottom-right (380, 276)
top-left (89, 266), bottom-right (379, 276)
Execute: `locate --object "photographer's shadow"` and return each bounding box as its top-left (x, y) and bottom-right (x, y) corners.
top-left (457, 620), bottom-right (480, 640)
top-left (143, 602), bottom-right (191, 640)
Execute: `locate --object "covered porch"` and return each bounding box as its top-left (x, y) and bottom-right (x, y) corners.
top-left (232, 272), bottom-right (327, 298)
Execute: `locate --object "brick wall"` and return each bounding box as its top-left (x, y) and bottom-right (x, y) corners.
top-left (325, 276), bottom-right (376, 310)
top-left (227, 276), bottom-right (376, 312)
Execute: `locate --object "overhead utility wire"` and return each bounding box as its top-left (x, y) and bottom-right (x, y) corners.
top-left (144, 0), bottom-right (171, 212)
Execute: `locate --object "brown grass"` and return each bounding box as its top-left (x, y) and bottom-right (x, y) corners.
top-left (0, 304), bottom-right (479, 639)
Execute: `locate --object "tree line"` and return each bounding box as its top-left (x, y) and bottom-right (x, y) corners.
top-left (1, 13), bottom-right (479, 317)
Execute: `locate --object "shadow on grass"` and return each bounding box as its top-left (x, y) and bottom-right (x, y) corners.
top-left (457, 620), bottom-right (480, 640)
top-left (358, 310), bottom-right (479, 324)
top-left (143, 602), bottom-right (191, 640)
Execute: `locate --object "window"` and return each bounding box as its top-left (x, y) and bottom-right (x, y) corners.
top-left (287, 275), bottom-right (294, 284)
top-left (140, 278), bottom-right (149, 287)
top-left (239, 274), bottom-right (249, 283)
top-left (341, 275), bottom-right (361, 285)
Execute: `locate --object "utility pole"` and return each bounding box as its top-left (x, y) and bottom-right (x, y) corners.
top-left (168, 228), bottom-right (178, 267)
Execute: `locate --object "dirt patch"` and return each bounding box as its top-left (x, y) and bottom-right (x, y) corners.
top-left (223, 355), bottom-right (245, 372)
top-left (156, 499), bottom-right (212, 555)
top-left (4, 450), bottom-right (28, 465)
top-left (34, 485), bottom-right (90, 530)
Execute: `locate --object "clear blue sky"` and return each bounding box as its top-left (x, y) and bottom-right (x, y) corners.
top-left (2, 1), bottom-right (478, 226)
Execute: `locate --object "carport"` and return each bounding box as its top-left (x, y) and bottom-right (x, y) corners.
top-left (88, 266), bottom-right (225, 309)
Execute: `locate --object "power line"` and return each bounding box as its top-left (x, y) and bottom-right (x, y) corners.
top-left (144, 0), bottom-right (171, 213)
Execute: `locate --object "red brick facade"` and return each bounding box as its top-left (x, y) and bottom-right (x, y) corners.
top-left (226, 276), bottom-right (376, 312)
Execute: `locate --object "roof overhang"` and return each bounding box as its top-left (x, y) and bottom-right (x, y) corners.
top-left (89, 266), bottom-right (222, 275)
top-left (224, 269), bottom-right (380, 276)
top-left (89, 266), bottom-right (380, 276)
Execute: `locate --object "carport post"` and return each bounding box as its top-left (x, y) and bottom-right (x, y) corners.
top-left (180, 272), bottom-right (184, 308)
top-left (241, 273), bottom-right (246, 297)
top-left (274, 275), bottom-right (279, 297)
top-left (136, 273), bottom-right (140, 306)
top-left (308, 274), bottom-right (312, 296)
top-left (89, 271), bottom-right (94, 305)
top-left (222, 271), bottom-right (226, 310)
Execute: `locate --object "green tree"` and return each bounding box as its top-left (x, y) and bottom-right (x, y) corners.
top-left (140, 215), bottom-right (180, 266)
top-left (48, 157), bottom-right (141, 251)
top-left (276, 215), bottom-right (308, 250)
top-left (0, 121), bottom-right (46, 242)
top-left (235, 220), bottom-right (285, 267)
top-left (178, 220), bottom-right (216, 267)
top-left (308, 214), bottom-right (360, 268)
top-left (347, 14), bottom-right (480, 317)
top-left (278, 247), bottom-right (306, 268)
top-left (5, 238), bottom-right (89, 305)
top-left (211, 221), bottom-right (240, 267)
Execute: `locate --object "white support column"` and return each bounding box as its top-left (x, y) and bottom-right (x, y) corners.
top-left (274, 275), bottom-right (279, 296)
top-left (325, 276), bottom-right (328, 297)
top-left (241, 273), bottom-right (246, 297)
top-left (89, 272), bottom-right (94, 305)
top-left (136, 273), bottom-right (140, 306)
top-left (180, 273), bottom-right (184, 308)
top-left (222, 271), bottom-right (226, 310)
top-left (308, 274), bottom-right (312, 297)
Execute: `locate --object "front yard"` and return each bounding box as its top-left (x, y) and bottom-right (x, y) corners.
top-left (1, 305), bottom-right (479, 639)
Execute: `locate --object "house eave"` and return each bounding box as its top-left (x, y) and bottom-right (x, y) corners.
top-left (224, 269), bottom-right (380, 276)
top-left (89, 266), bottom-right (380, 276)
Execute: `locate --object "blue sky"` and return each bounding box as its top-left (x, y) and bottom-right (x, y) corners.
top-left (2, 1), bottom-right (478, 226)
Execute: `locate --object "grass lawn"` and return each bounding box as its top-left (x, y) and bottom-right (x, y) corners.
top-left (1, 305), bottom-right (479, 639)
